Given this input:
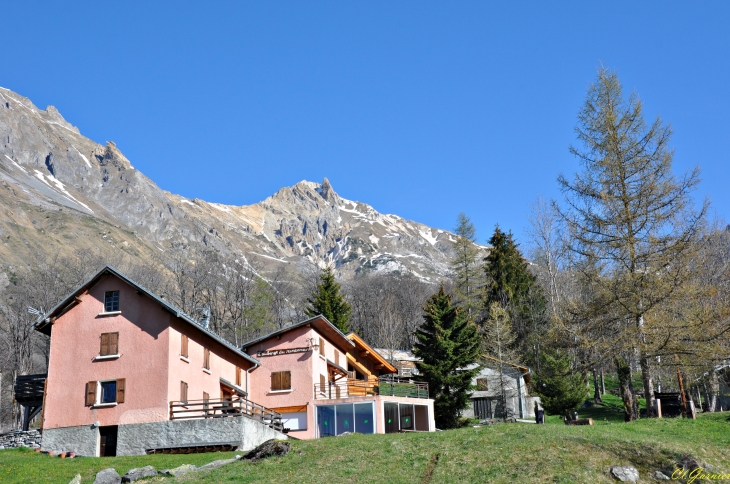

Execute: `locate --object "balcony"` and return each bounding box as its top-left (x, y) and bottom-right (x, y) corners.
top-left (314, 377), bottom-right (429, 400)
top-left (169, 397), bottom-right (283, 432)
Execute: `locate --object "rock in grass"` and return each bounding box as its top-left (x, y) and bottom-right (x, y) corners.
top-left (609, 466), bottom-right (639, 482)
top-left (159, 464), bottom-right (196, 477)
top-left (68, 474), bottom-right (82, 484)
top-left (678, 454), bottom-right (701, 471)
top-left (242, 439), bottom-right (291, 461)
top-left (93, 468), bottom-right (121, 484)
top-left (652, 470), bottom-right (670, 480)
top-left (197, 458), bottom-right (237, 471)
top-left (121, 465), bottom-right (157, 482)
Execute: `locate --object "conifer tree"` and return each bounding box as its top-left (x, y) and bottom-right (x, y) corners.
top-left (451, 212), bottom-right (482, 316)
top-left (556, 67), bottom-right (708, 417)
top-left (533, 348), bottom-right (587, 420)
top-left (483, 226), bottom-right (546, 364)
top-left (414, 286), bottom-right (482, 429)
top-left (305, 266), bottom-right (352, 333)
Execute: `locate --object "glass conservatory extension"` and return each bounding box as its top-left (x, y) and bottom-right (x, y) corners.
top-left (315, 400), bottom-right (431, 437)
top-left (316, 402), bottom-right (375, 437)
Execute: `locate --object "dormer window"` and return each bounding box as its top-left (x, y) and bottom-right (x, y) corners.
top-left (104, 291), bottom-right (119, 312)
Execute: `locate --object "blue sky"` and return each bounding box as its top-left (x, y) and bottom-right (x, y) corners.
top-left (2, 2), bottom-right (728, 245)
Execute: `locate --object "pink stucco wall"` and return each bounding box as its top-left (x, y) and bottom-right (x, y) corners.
top-left (247, 325), bottom-right (317, 411)
top-left (44, 275), bottom-right (172, 429)
top-left (166, 318), bottom-right (252, 405)
top-left (245, 326), bottom-right (356, 439)
top-left (43, 273), bottom-right (256, 431)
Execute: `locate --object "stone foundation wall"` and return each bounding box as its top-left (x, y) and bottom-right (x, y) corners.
top-left (0, 430), bottom-right (42, 450)
top-left (41, 425), bottom-right (98, 456)
top-left (41, 416), bottom-right (287, 457)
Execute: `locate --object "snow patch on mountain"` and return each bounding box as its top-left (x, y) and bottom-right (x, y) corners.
top-left (72, 146), bottom-right (91, 168)
top-left (4, 154), bottom-right (28, 174)
top-left (33, 169), bottom-right (94, 213)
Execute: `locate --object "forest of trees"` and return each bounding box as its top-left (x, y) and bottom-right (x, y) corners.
top-left (1, 67), bottom-right (729, 431)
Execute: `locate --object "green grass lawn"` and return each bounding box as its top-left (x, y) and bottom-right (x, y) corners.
top-left (2, 411), bottom-right (728, 483)
top-left (0, 448), bottom-right (239, 484)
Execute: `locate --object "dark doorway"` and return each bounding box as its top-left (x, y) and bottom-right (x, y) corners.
top-left (473, 398), bottom-right (492, 419)
top-left (99, 426), bottom-right (118, 456)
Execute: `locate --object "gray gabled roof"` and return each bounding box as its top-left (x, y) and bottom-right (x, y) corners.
top-left (33, 265), bottom-right (260, 366)
top-left (241, 314), bottom-right (355, 353)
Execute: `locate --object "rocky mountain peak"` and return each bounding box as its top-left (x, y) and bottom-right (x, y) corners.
top-left (320, 177), bottom-right (333, 201)
top-left (41, 105), bottom-right (80, 134)
top-left (94, 141), bottom-right (132, 170)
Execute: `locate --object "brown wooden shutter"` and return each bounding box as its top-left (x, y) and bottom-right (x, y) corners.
top-left (100, 333), bottom-right (110, 356)
top-left (85, 381), bottom-right (96, 406)
top-left (320, 338), bottom-right (325, 356)
top-left (181, 381), bottom-right (188, 403)
top-left (109, 333), bottom-right (119, 355)
top-left (282, 371), bottom-right (291, 390)
top-left (204, 348), bottom-right (210, 369)
top-left (203, 391), bottom-right (210, 402)
top-left (320, 374), bottom-right (326, 391)
top-left (271, 372), bottom-right (281, 391)
top-left (116, 378), bottom-right (125, 403)
top-left (236, 367), bottom-right (242, 386)
top-left (335, 350), bottom-right (339, 366)
top-left (181, 335), bottom-right (188, 358)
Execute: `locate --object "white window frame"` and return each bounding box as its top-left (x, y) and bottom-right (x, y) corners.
top-left (94, 379), bottom-right (119, 408)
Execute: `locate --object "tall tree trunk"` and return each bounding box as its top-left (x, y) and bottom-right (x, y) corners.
top-left (593, 369), bottom-right (602, 404)
top-left (708, 371), bottom-right (720, 412)
top-left (600, 367), bottom-right (606, 395)
top-left (676, 360), bottom-right (688, 419)
top-left (637, 314), bottom-right (656, 417)
top-left (702, 382), bottom-right (712, 413)
top-left (615, 356), bottom-right (637, 422)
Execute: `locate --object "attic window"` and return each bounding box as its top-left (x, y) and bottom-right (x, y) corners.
top-left (476, 378), bottom-right (488, 391)
top-left (105, 291), bottom-right (119, 312)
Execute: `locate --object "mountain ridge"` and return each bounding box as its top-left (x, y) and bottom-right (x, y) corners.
top-left (0, 86), bottom-right (464, 283)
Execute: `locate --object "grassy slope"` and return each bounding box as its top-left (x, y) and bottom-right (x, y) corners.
top-left (2, 412), bottom-right (728, 484)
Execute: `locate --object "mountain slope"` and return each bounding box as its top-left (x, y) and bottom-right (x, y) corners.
top-left (0, 87), bottom-right (460, 283)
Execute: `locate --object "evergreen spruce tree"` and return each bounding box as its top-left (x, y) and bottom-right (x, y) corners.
top-left (451, 212), bottom-right (482, 317)
top-left (304, 266), bottom-right (352, 333)
top-left (414, 286), bottom-right (482, 429)
top-left (533, 348), bottom-right (587, 420)
top-left (483, 226), bottom-right (547, 365)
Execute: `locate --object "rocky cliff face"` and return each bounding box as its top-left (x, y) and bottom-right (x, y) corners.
top-left (0, 87), bottom-right (462, 282)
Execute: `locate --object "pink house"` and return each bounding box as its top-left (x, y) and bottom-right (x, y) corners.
top-left (34, 266), bottom-right (285, 457)
top-left (242, 316), bottom-right (435, 439)
top-left (33, 266), bottom-right (433, 456)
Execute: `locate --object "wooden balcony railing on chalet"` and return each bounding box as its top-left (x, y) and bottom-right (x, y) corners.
top-left (314, 377), bottom-right (429, 400)
top-left (169, 398), bottom-right (283, 432)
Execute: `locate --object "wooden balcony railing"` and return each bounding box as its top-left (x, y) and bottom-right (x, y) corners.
top-left (169, 397), bottom-right (282, 431)
top-left (314, 378), bottom-right (429, 400)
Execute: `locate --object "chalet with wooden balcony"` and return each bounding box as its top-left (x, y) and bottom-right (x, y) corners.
top-left (241, 318), bottom-right (435, 438)
top-left (31, 266), bottom-right (285, 457)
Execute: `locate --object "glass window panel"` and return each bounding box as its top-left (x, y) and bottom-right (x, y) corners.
top-left (384, 402), bottom-right (399, 433)
top-left (335, 404), bottom-right (354, 435)
top-left (316, 405), bottom-right (335, 438)
top-left (399, 404), bottom-right (414, 430)
top-left (354, 403), bottom-right (374, 434)
top-left (101, 381), bottom-right (117, 403)
top-left (104, 291), bottom-right (119, 312)
top-left (414, 405), bottom-right (429, 431)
